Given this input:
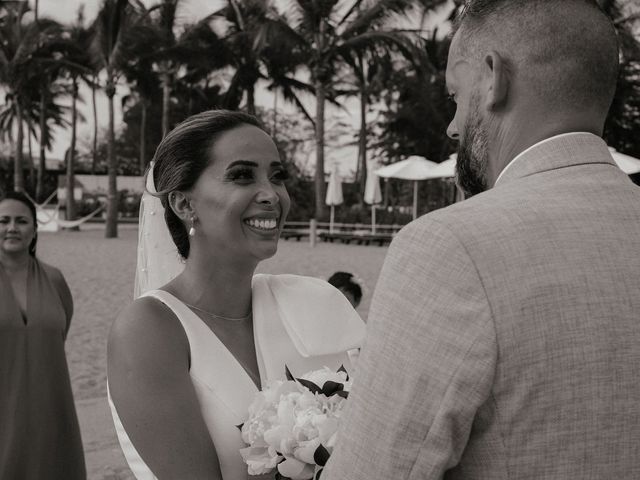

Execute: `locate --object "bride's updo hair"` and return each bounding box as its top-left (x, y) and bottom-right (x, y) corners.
top-left (150, 109), bottom-right (265, 258)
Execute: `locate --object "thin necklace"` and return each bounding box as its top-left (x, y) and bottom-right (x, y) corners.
top-left (183, 301), bottom-right (252, 322)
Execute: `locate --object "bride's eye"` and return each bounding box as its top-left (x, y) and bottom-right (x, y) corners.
top-left (271, 168), bottom-right (290, 184)
top-left (226, 168), bottom-right (255, 183)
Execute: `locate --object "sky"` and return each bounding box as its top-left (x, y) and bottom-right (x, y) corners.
top-left (34, 0), bottom-right (453, 179)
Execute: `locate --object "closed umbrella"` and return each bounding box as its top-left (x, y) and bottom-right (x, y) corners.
top-left (609, 147), bottom-right (640, 175)
top-left (375, 155), bottom-right (438, 219)
top-left (364, 159), bottom-right (382, 234)
top-left (325, 163), bottom-right (344, 233)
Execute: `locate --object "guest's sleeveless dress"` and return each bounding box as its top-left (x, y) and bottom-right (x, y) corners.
top-left (0, 258), bottom-right (85, 479)
top-left (108, 274), bottom-right (365, 480)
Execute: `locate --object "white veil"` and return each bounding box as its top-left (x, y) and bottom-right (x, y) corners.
top-left (134, 161), bottom-right (185, 298)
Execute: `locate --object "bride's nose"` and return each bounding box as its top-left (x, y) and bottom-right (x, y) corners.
top-left (255, 182), bottom-right (279, 206)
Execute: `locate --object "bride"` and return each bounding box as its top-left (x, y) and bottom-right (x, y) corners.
top-left (107, 110), bottom-right (365, 479)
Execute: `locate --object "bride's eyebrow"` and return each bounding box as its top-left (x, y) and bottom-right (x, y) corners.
top-left (226, 160), bottom-right (257, 169)
top-left (225, 160), bottom-right (284, 169)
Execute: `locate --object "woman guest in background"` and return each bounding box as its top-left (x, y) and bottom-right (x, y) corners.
top-left (328, 271), bottom-right (363, 310)
top-left (0, 191), bottom-right (86, 480)
top-left (108, 110), bottom-right (364, 480)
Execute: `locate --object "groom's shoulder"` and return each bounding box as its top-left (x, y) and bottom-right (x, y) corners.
top-left (402, 188), bottom-right (506, 233)
top-left (391, 187), bottom-right (523, 257)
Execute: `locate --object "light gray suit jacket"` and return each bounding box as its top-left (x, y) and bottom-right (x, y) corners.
top-left (322, 133), bottom-right (640, 479)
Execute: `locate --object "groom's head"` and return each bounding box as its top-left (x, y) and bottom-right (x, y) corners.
top-left (445, 0), bottom-right (619, 196)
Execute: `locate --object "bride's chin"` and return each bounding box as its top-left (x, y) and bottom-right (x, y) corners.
top-left (254, 243), bottom-right (279, 261)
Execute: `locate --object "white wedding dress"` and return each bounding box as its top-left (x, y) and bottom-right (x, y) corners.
top-left (108, 274), bottom-right (364, 480)
top-left (108, 163), bottom-right (365, 480)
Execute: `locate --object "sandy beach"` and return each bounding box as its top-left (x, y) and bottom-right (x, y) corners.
top-left (38, 226), bottom-right (388, 479)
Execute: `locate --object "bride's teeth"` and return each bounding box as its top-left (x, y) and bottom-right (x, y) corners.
top-left (246, 218), bottom-right (277, 230)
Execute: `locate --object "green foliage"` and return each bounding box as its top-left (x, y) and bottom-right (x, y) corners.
top-left (604, 59), bottom-right (640, 158)
top-left (372, 29), bottom-right (456, 165)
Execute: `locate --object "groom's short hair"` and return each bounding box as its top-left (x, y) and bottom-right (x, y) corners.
top-left (452, 0), bottom-right (619, 115)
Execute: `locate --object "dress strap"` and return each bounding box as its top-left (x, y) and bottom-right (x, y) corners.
top-left (141, 290), bottom-right (258, 399)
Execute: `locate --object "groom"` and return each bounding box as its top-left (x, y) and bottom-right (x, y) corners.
top-left (323, 1), bottom-right (640, 479)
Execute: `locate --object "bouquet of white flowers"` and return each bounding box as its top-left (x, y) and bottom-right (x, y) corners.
top-left (239, 366), bottom-right (351, 480)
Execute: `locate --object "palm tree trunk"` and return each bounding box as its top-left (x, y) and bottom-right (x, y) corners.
top-left (37, 84), bottom-right (47, 201)
top-left (66, 79), bottom-right (78, 227)
top-left (92, 76), bottom-right (98, 174)
top-left (272, 90), bottom-right (278, 137)
top-left (246, 84), bottom-right (256, 116)
top-left (314, 79), bottom-right (326, 220)
top-left (140, 99), bottom-right (147, 173)
top-left (26, 118), bottom-right (35, 193)
top-left (14, 102), bottom-right (25, 192)
top-left (162, 71), bottom-right (171, 138)
top-left (105, 77), bottom-right (118, 238)
top-left (358, 84), bottom-right (367, 202)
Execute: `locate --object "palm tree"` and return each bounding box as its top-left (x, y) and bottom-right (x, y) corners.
top-left (91, 0), bottom-right (143, 238)
top-left (129, 0), bottom-right (229, 139)
top-left (0, 84), bottom-right (69, 190)
top-left (59, 7), bottom-right (95, 223)
top-left (121, 53), bottom-right (160, 173)
top-left (0, 2), bottom-right (63, 192)
top-left (35, 78), bottom-right (71, 201)
top-left (340, 0), bottom-right (448, 199)
top-left (258, 0), bottom-right (419, 219)
top-left (211, 0), bottom-right (315, 123)
top-left (338, 48), bottom-right (393, 197)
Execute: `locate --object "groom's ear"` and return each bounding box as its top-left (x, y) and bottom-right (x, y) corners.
top-left (167, 190), bottom-right (195, 222)
top-left (483, 50), bottom-right (509, 111)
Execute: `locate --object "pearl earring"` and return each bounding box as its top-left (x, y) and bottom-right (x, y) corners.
top-left (188, 217), bottom-right (196, 237)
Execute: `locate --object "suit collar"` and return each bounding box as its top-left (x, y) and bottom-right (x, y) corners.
top-left (494, 132), bottom-right (616, 187)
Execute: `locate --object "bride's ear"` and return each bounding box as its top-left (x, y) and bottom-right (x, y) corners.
top-left (167, 191), bottom-right (195, 222)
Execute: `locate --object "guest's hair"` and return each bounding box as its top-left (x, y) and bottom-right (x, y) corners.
top-left (150, 109), bottom-right (265, 258)
top-left (328, 271), bottom-right (363, 305)
top-left (1, 191), bottom-right (38, 256)
top-left (452, 0), bottom-right (619, 115)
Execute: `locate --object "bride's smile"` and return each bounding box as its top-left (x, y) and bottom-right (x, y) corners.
top-left (243, 215), bottom-right (279, 232)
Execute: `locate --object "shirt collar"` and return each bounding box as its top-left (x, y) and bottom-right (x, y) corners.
top-left (494, 132), bottom-right (599, 185)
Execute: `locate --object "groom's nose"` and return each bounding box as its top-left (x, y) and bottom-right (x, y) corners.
top-left (447, 118), bottom-right (460, 140)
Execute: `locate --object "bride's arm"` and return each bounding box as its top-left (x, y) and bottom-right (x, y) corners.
top-left (108, 297), bottom-right (224, 479)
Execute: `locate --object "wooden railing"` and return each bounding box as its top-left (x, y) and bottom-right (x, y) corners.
top-left (281, 220), bottom-right (405, 246)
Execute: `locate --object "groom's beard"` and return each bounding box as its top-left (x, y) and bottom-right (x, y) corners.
top-left (456, 95), bottom-right (489, 197)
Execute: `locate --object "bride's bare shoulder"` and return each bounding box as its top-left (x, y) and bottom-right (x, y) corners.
top-left (109, 294), bottom-right (189, 368)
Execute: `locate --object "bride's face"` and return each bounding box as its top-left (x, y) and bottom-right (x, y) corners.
top-left (189, 124), bottom-right (290, 263)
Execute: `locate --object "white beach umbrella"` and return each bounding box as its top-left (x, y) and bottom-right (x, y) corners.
top-left (325, 163), bottom-right (344, 233)
top-left (364, 160), bottom-right (383, 234)
top-left (425, 154), bottom-right (465, 203)
top-left (425, 154), bottom-right (456, 179)
top-left (609, 147), bottom-right (640, 175)
top-left (374, 155), bottom-right (439, 179)
top-left (375, 155), bottom-right (438, 219)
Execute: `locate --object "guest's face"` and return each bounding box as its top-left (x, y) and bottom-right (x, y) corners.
top-left (190, 124), bottom-right (290, 263)
top-left (0, 199), bottom-right (36, 256)
top-left (446, 34), bottom-right (490, 196)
